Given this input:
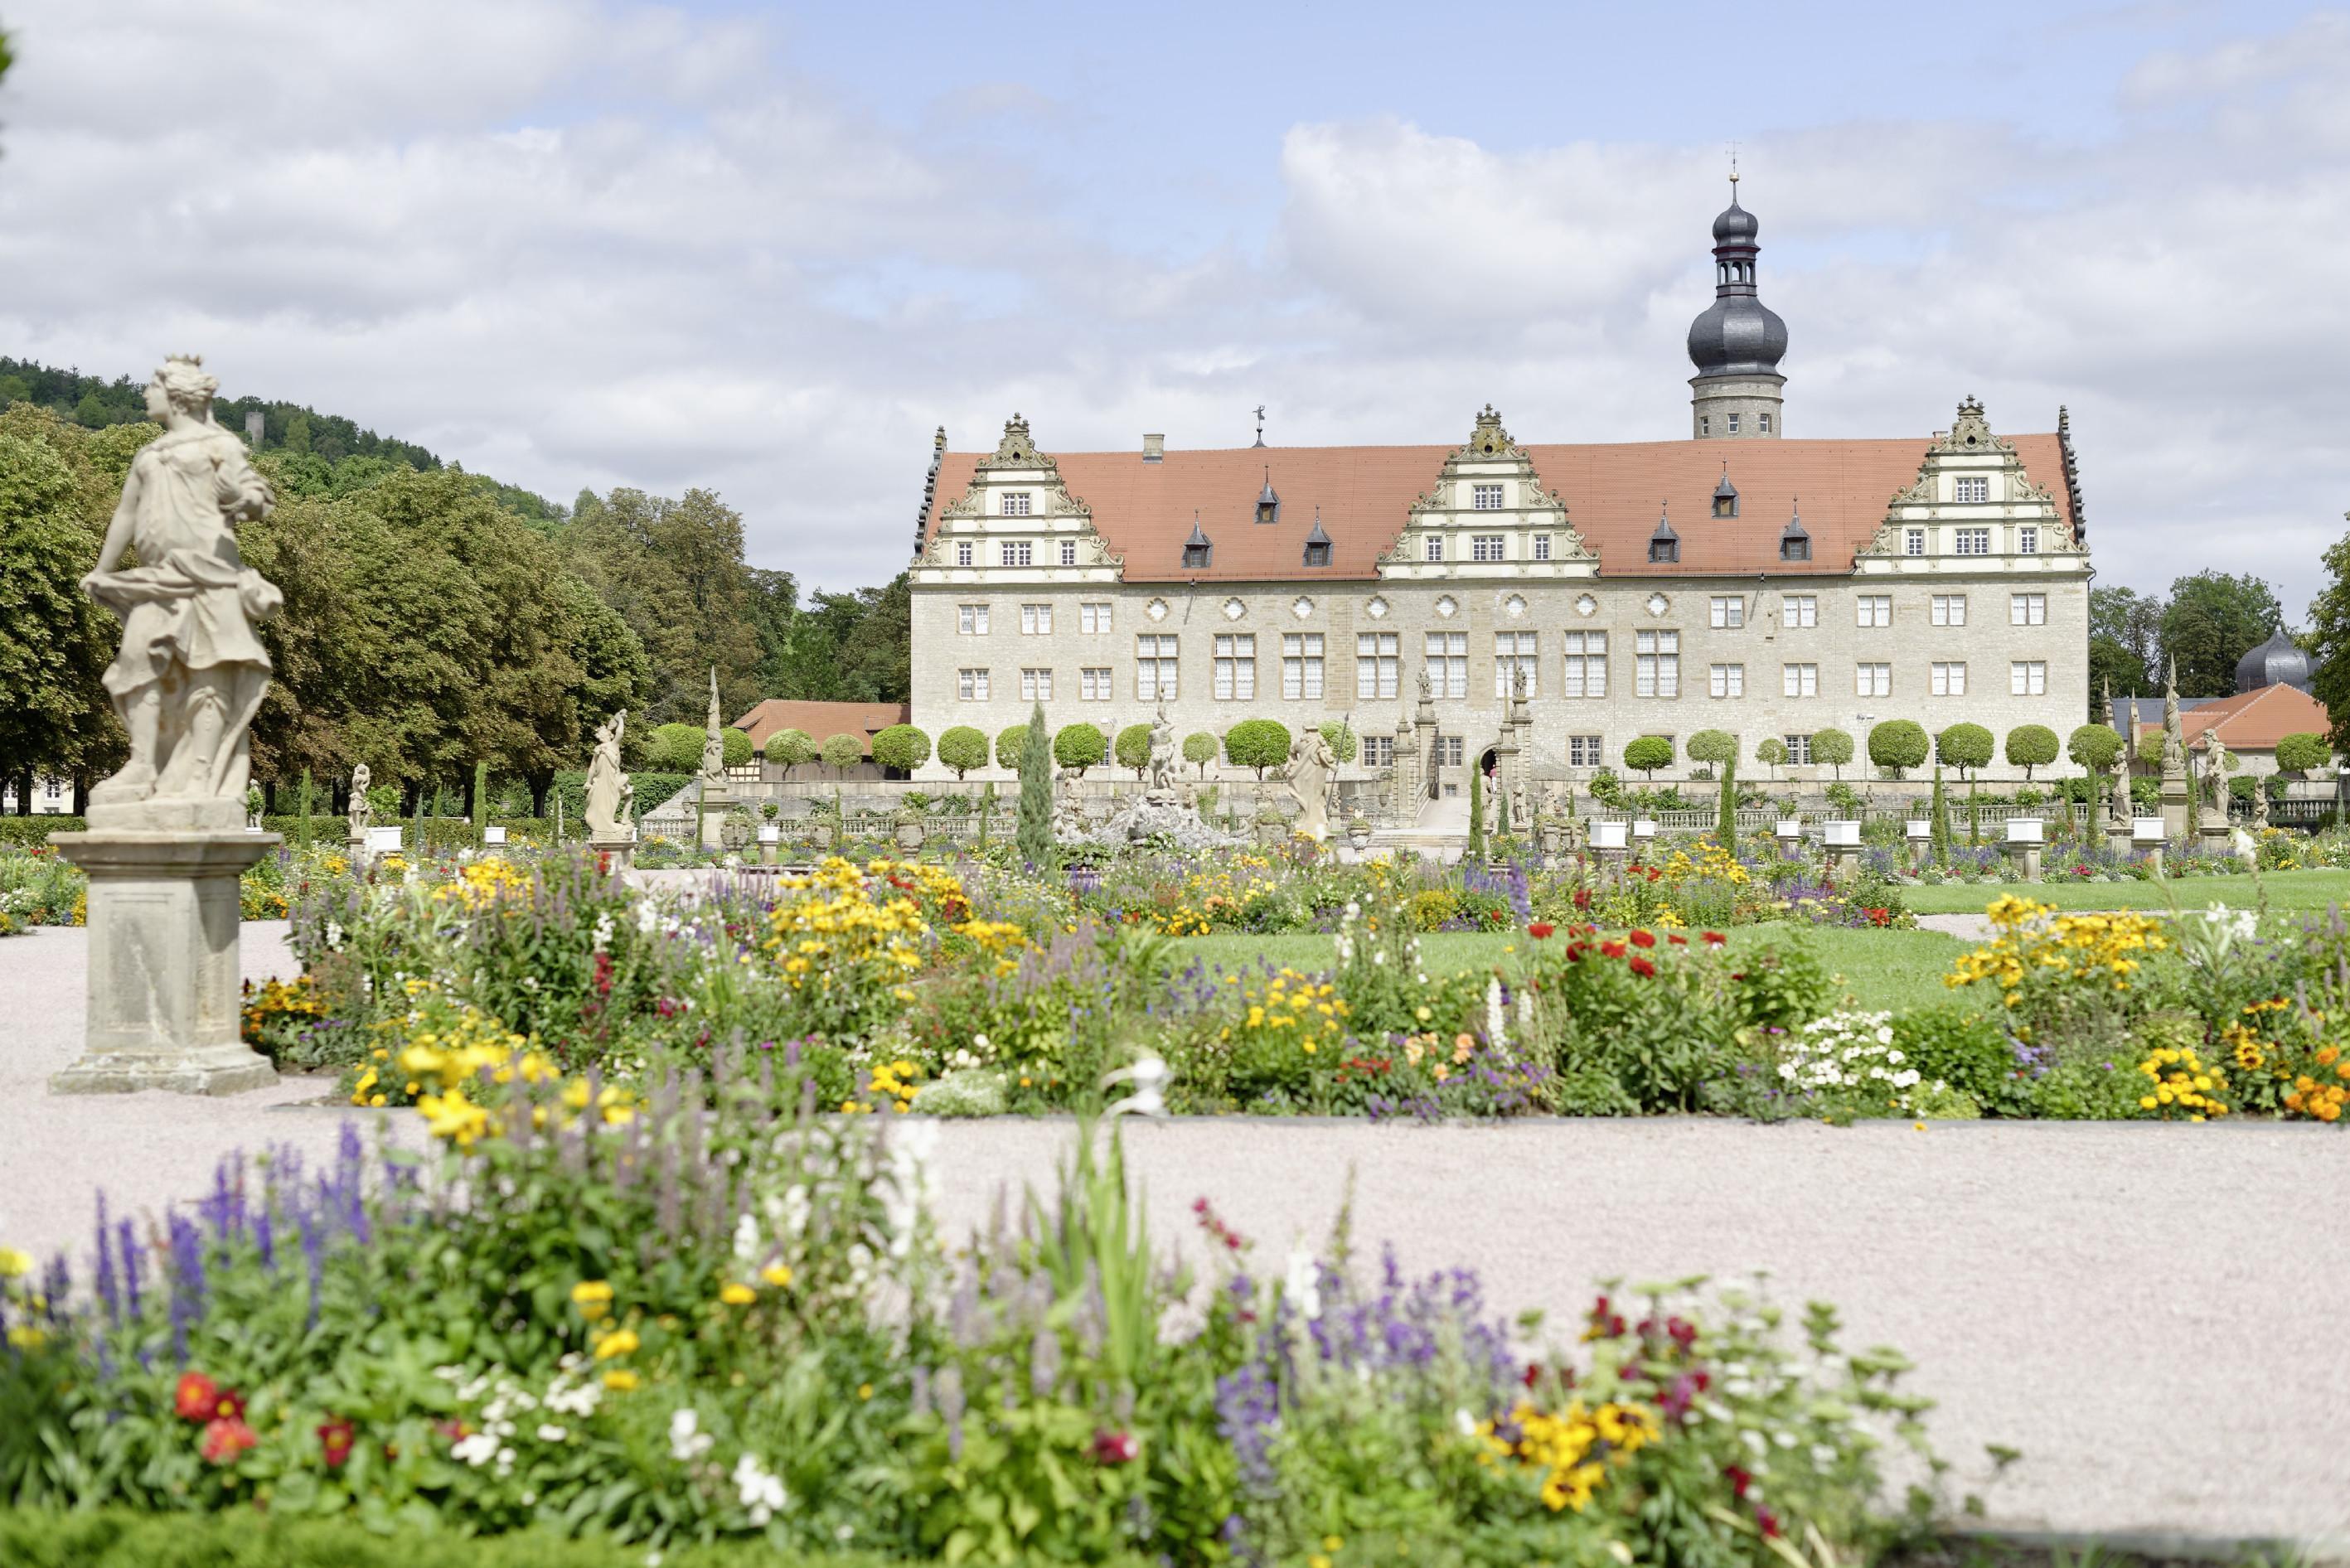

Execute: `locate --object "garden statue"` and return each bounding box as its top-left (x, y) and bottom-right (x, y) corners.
top-left (1053, 766), bottom-right (1086, 837)
top-left (1282, 726), bottom-right (1338, 840)
top-left (2161, 661), bottom-right (2186, 771)
top-left (1416, 665), bottom-right (1433, 704)
top-left (2201, 728), bottom-right (2231, 815)
top-left (347, 762), bottom-right (371, 842)
top-left (1146, 701), bottom-right (1177, 796)
top-left (83, 355), bottom-right (281, 829)
top-left (700, 666), bottom-right (726, 784)
top-left (2107, 747), bottom-right (2130, 825)
top-left (584, 709), bottom-right (631, 840)
top-left (2253, 777), bottom-right (2270, 833)
top-left (1509, 778), bottom-right (1529, 836)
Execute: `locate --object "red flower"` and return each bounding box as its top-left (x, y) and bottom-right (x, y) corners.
top-left (1521, 1362), bottom-right (1542, 1387)
top-left (1572, 888), bottom-right (1592, 910)
top-left (1629, 956), bottom-right (1656, 978)
top-left (1667, 933), bottom-right (1687, 946)
top-left (201, 1416), bottom-right (258, 1466)
top-left (1092, 1429), bottom-right (1140, 1464)
top-left (174, 1372), bottom-right (220, 1423)
top-left (1645, 867), bottom-right (1663, 883)
top-left (1702, 932), bottom-right (1727, 946)
top-left (1600, 941), bottom-right (1626, 958)
top-left (1756, 1506), bottom-right (1782, 1539)
top-left (1527, 922), bottom-right (1555, 939)
top-left (1725, 1464), bottom-right (1753, 1498)
top-left (317, 1417), bottom-right (356, 1469)
top-left (1628, 929), bottom-right (1656, 948)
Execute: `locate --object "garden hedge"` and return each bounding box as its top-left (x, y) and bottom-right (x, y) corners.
top-left (0, 1510), bottom-right (1151, 1568)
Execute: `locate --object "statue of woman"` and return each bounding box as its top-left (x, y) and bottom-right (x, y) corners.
top-left (1282, 728), bottom-right (1338, 840)
top-left (584, 709), bottom-right (628, 838)
top-left (347, 762), bottom-right (371, 841)
top-left (84, 356), bottom-right (280, 821)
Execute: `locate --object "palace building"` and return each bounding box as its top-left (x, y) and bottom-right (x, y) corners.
top-left (905, 180), bottom-right (2091, 798)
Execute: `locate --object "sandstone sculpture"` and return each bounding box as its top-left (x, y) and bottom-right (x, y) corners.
top-left (347, 762), bottom-right (372, 842)
top-left (584, 710), bottom-right (631, 840)
top-left (1282, 727), bottom-right (1337, 841)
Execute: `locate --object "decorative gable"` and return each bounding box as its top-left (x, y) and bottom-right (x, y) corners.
top-left (1378, 405), bottom-right (1597, 578)
top-left (918, 414), bottom-right (1122, 580)
top-left (1858, 395), bottom-right (2081, 568)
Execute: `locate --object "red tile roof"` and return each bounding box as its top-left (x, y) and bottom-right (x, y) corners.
top-left (731, 700), bottom-right (910, 753)
top-left (2132, 683), bottom-right (2328, 753)
top-left (919, 434), bottom-right (2076, 583)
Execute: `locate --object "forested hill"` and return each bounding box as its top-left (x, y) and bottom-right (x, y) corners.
top-left (0, 357), bottom-right (564, 524)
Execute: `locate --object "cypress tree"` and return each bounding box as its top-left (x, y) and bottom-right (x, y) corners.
top-left (1016, 701), bottom-right (1053, 863)
top-left (295, 767), bottom-right (313, 852)
top-left (1716, 751), bottom-right (1737, 847)
top-left (472, 760), bottom-right (490, 848)
top-left (1930, 762), bottom-right (1951, 864)
top-left (409, 775), bottom-right (424, 855)
top-left (1468, 766), bottom-right (1486, 860)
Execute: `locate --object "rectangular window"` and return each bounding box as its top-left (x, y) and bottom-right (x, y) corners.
top-left (1079, 601), bottom-right (1112, 633)
top-left (1567, 735), bottom-right (1603, 767)
top-left (1784, 733), bottom-right (1812, 767)
top-left (1020, 667), bottom-right (1052, 701)
top-left (1727, 414), bottom-right (1742, 434)
top-left (1635, 629), bottom-right (1679, 698)
top-left (1561, 631), bottom-right (1607, 699)
top-left (1931, 593), bottom-right (1968, 627)
top-left (1783, 593), bottom-right (1817, 628)
top-left (1758, 413), bottom-right (1771, 433)
top-left (1856, 662), bottom-right (1892, 698)
top-left (1494, 632), bottom-right (1538, 696)
top-left (1471, 535), bottom-right (1505, 562)
top-left (1782, 662), bottom-right (1817, 698)
top-left (1001, 492), bottom-right (1032, 516)
top-left (1953, 476), bottom-right (1989, 504)
top-left (1471, 483), bottom-right (1504, 511)
top-left (957, 667), bottom-right (990, 701)
top-left (2011, 661), bottom-right (2047, 696)
top-left (1283, 634), bottom-right (1325, 700)
top-left (1436, 736), bottom-right (1465, 767)
top-left (1424, 632), bottom-right (1468, 699)
top-left (1931, 661), bottom-right (1966, 696)
top-left (2017, 525), bottom-right (2039, 554)
top-left (1059, 538), bottom-right (1078, 566)
top-left (1709, 595), bottom-right (1744, 629)
top-left (1020, 603), bottom-right (1051, 635)
top-left (1079, 666), bottom-right (1112, 701)
top-left (1709, 663), bottom-right (1745, 699)
top-left (1001, 540), bottom-right (1034, 566)
top-left (1212, 633), bottom-right (1256, 700)
top-left (1532, 535), bottom-right (1552, 562)
top-left (1700, 416), bottom-right (1711, 436)
top-left (1856, 594), bottom-right (1892, 628)
top-left (957, 603), bottom-right (991, 635)
top-left (2010, 592), bottom-right (2047, 627)
top-left (1136, 635), bottom-right (1179, 701)
top-left (1424, 536), bottom-right (1444, 563)
top-left (1362, 734), bottom-right (1395, 767)
top-left (955, 540), bottom-right (973, 566)
top-left (1954, 527), bottom-right (1990, 556)
top-left (1905, 527), bottom-right (1927, 556)
top-left (1356, 632), bottom-right (1399, 699)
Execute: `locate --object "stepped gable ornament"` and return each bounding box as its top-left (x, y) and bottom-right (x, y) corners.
top-left (83, 355), bottom-right (283, 829)
top-left (1865, 394), bottom-right (2076, 557)
top-left (1380, 404), bottom-right (1594, 568)
top-left (926, 414), bottom-right (1120, 570)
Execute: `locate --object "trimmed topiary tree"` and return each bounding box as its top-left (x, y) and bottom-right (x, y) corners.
top-left (1623, 735), bottom-right (1673, 781)
top-left (1114, 724), bottom-right (1153, 781)
top-left (1686, 728), bottom-right (1737, 772)
top-left (1183, 731), bottom-right (1218, 778)
top-left (1935, 723), bottom-right (1994, 782)
top-left (2004, 724), bottom-right (2059, 782)
top-left (819, 733), bottom-right (864, 777)
top-left (2067, 723), bottom-right (2122, 776)
top-left (995, 725), bottom-right (1030, 771)
top-left (645, 722), bottom-right (705, 773)
top-left (763, 727), bottom-right (817, 779)
top-left (1016, 703), bottom-right (1052, 861)
top-left (1867, 720), bottom-right (1929, 780)
top-left (724, 728), bottom-right (753, 768)
top-left (1811, 726), bottom-right (1855, 781)
top-left (1753, 736), bottom-right (1787, 779)
top-left (1224, 719), bottom-right (1293, 780)
top-left (2276, 732), bottom-right (2332, 774)
top-left (1319, 720), bottom-right (1359, 764)
top-left (937, 725), bottom-right (989, 781)
top-left (870, 724), bottom-right (930, 775)
top-left (1053, 722), bottom-right (1107, 777)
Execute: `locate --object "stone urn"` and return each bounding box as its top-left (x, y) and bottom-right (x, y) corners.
top-left (1254, 816), bottom-right (1286, 847)
top-left (894, 815), bottom-right (926, 853)
top-left (1346, 818), bottom-right (1373, 850)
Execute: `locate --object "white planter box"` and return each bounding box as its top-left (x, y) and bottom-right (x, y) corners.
top-left (2132, 816), bottom-right (2166, 843)
top-left (1774, 820), bottom-right (1803, 840)
top-left (2004, 818), bottom-right (2045, 845)
top-left (1824, 820), bottom-right (1861, 847)
top-left (1591, 820), bottom-right (1628, 850)
top-left (483, 825), bottom-right (508, 845)
top-left (1630, 819), bottom-right (1657, 840)
top-left (758, 825), bottom-right (781, 844)
top-left (365, 826), bottom-right (404, 854)
top-left (1904, 820), bottom-right (1933, 840)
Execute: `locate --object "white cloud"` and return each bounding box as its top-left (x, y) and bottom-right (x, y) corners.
top-left (0, 1), bottom-right (2342, 614)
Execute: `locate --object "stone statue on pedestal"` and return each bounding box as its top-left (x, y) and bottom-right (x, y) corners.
top-left (584, 710), bottom-right (632, 840)
top-left (347, 762), bottom-right (371, 842)
top-left (1053, 766), bottom-right (1086, 837)
top-left (1417, 665), bottom-right (1433, 705)
top-left (2201, 729), bottom-right (2231, 817)
top-left (1146, 701), bottom-right (1177, 796)
top-left (1282, 727), bottom-right (1338, 840)
top-left (700, 667), bottom-right (726, 785)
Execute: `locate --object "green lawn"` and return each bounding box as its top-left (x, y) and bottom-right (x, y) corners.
top-left (1900, 866), bottom-right (2350, 914)
top-left (1177, 925), bottom-right (1966, 1015)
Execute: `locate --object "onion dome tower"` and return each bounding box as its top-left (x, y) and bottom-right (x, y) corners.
top-left (2235, 626), bottom-right (2312, 694)
top-left (1686, 168), bottom-right (1788, 439)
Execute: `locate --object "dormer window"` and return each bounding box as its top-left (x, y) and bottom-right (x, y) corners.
top-left (1002, 491), bottom-right (1032, 516)
top-left (1649, 505), bottom-right (1680, 565)
top-left (1302, 511), bottom-right (1332, 568)
top-left (1780, 503), bottom-right (1810, 563)
top-left (1712, 468), bottom-right (1738, 520)
top-left (1255, 470), bottom-right (1281, 525)
top-left (1182, 515), bottom-right (1213, 570)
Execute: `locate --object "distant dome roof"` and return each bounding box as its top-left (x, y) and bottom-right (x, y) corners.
top-left (1712, 195), bottom-right (1759, 244)
top-left (2236, 627), bottom-right (2312, 694)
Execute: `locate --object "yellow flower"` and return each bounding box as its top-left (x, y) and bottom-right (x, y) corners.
top-left (719, 1282), bottom-right (756, 1306)
top-left (594, 1328), bottom-right (640, 1360)
top-left (601, 1368), bottom-right (640, 1391)
top-left (759, 1264), bottom-right (793, 1288)
top-left (0, 1249), bottom-right (32, 1280)
top-left (858, 1382), bottom-right (875, 1400)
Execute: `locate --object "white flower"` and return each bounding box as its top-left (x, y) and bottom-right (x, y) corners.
top-left (733, 1451), bottom-right (787, 1524)
top-left (635, 899), bottom-right (660, 936)
top-left (537, 1423), bottom-right (568, 1443)
top-left (670, 1407), bottom-right (715, 1463)
top-left (452, 1432), bottom-right (501, 1467)
top-left (592, 912), bottom-right (615, 951)
top-left (324, 921), bottom-right (344, 949)
top-left (732, 1212), bottom-right (763, 1266)
top-left (1283, 1250), bottom-right (1323, 1320)
top-left (1454, 1409), bottom-right (1477, 1436)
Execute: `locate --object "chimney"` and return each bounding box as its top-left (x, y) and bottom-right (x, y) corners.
top-left (244, 410), bottom-right (264, 446)
top-left (1141, 433), bottom-right (1164, 462)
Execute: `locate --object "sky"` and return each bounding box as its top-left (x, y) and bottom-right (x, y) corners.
top-left (0, 0), bottom-right (2344, 612)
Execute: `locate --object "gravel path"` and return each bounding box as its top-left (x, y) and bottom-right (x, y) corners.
top-left (2, 923), bottom-right (2346, 1542)
top-left (1914, 912), bottom-right (1993, 941)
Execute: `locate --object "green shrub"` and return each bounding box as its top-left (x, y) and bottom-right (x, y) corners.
top-left (1934, 723), bottom-right (1993, 780)
top-left (763, 727), bottom-right (816, 773)
top-left (2004, 724), bottom-right (2059, 781)
top-left (1113, 724), bottom-right (1152, 779)
top-left (1622, 735), bottom-right (1672, 779)
top-left (869, 724), bottom-right (930, 773)
top-left (2276, 732), bottom-right (2331, 772)
top-left (1866, 720), bottom-right (1927, 779)
top-left (818, 733), bottom-right (864, 773)
top-left (1223, 719), bottom-right (1291, 779)
top-left (1053, 723), bottom-right (1107, 775)
top-left (1724, 939), bottom-right (1830, 1033)
top-left (936, 725), bottom-right (989, 779)
top-left (1317, 720), bottom-right (1358, 763)
top-left (1182, 731), bottom-right (1218, 777)
top-left (995, 724), bottom-right (1030, 770)
top-left (2067, 723), bottom-right (2122, 774)
top-left (1892, 1005), bottom-right (2026, 1112)
top-left (1685, 728), bottom-right (1736, 767)
top-left (1753, 736), bottom-right (1788, 776)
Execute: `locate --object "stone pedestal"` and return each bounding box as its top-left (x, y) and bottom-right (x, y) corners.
top-left (589, 835), bottom-right (637, 874)
top-left (2159, 767), bottom-right (2190, 841)
top-left (2008, 843), bottom-right (2042, 880)
top-left (49, 830), bottom-right (281, 1096)
top-left (2200, 822), bottom-right (2232, 859)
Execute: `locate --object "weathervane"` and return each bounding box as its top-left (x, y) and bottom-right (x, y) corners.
top-left (1253, 404), bottom-right (1266, 448)
top-left (1726, 141), bottom-right (1741, 188)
